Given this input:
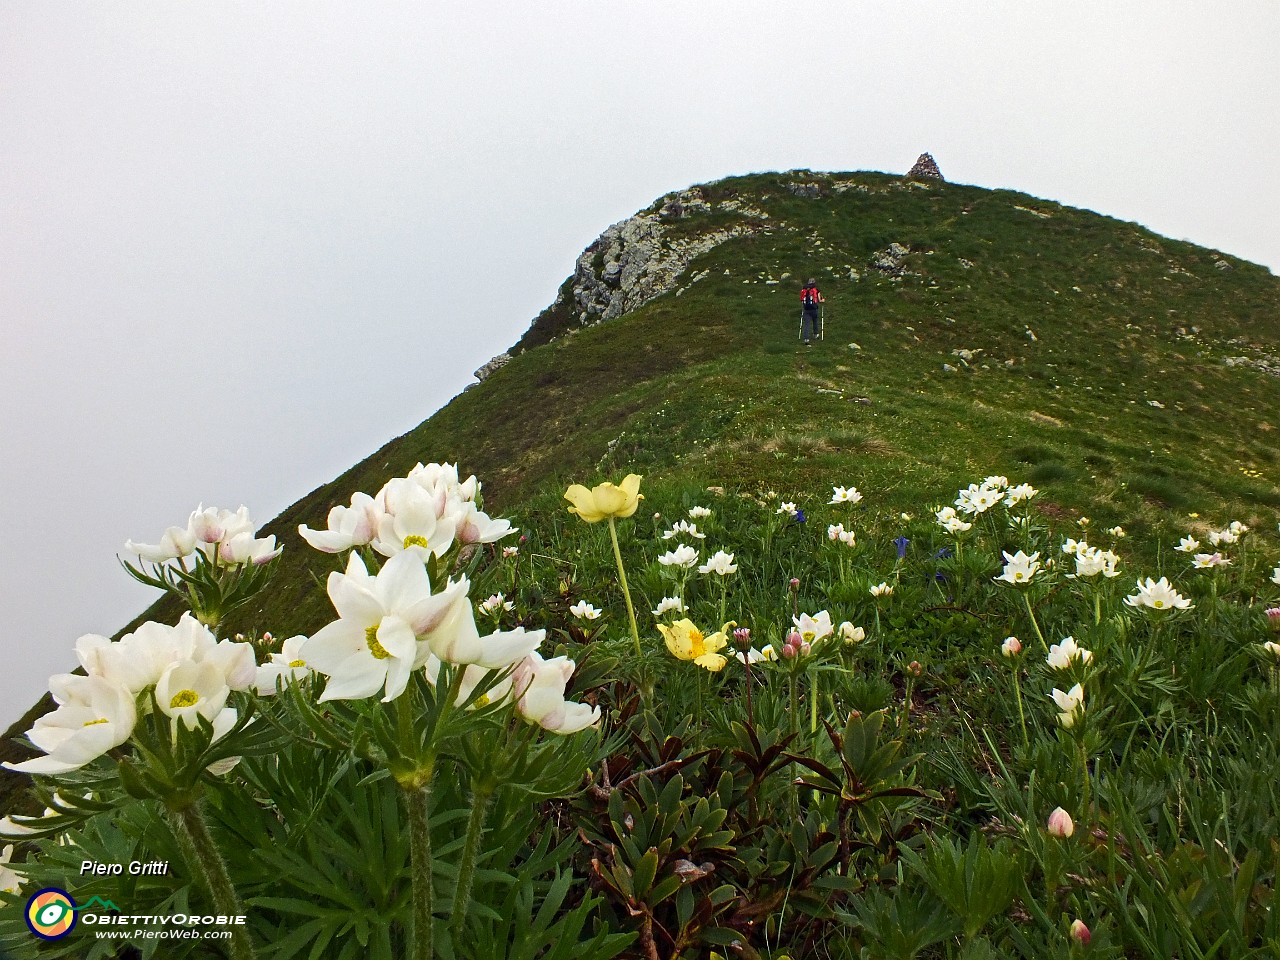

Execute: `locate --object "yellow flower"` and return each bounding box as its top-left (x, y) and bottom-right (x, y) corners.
top-left (563, 475), bottom-right (644, 523)
top-left (658, 618), bottom-right (729, 672)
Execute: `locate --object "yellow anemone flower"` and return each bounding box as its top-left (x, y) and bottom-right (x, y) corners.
top-left (564, 474), bottom-right (644, 523)
top-left (658, 618), bottom-right (729, 672)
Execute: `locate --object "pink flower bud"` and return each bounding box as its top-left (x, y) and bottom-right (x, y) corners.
top-left (733, 627), bottom-right (751, 643)
top-left (781, 643), bottom-right (797, 659)
top-left (1047, 806), bottom-right (1074, 838)
top-left (787, 630), bottom-right (802, 647)
top-left (1069, 919), bottom-right (1090, 945)
top-left (1267, 608), bottom-right (1280, 632)
top-left (1001, 636), bottom-right (1023, 658)
top-left (789, 578), bottom-right (800, 589)
top-left (262, 632), bottom-right (273, 643)
top-left (907, 660), bottom-right (922, 677)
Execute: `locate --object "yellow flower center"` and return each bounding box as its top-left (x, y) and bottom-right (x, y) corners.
top-left (170, 690), bottom-right (199, 709)
top-left (83, 717), bottom-right (109, 727)
top-left (1153, 600), bottom-right (1165, 609)
top-left (475, 694), bottom-right (490, 708)
top-left (802, 631), bottom-right (815, 643)
top-left (288, 659), bottom-right (306, 668)
top-left (403, 535), bottom-right (429, 550)
top-left (366, 625), bottom-right (391, 660)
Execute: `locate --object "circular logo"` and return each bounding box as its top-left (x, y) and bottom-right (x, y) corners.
top-left (25, 888), bottom-right (77, 940)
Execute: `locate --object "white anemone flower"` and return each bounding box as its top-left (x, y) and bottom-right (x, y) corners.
top-left (189, 505), bottom-right (256, 560)
top-left (982, 476), bottom-right (1009, 491)
top-left (371, 479), bottom-right (460, 558)
top-left (1050, 684), bottom-right (1085, 729)
top-left (218, 531), bottom-right (282, 566)
top-left (73, 614), bottom-right (251, 695)
top-left (452, 502), bottom-right (516, 546)
top-left (776, 501), bottom-right (799, 517)
top-left (1046, 637), bottom-right (1094, 670)
top-left (698, 551), bottom-right (738, 576)
top-left (479, 593), bottom-right (515, 616)
top-left (254, 636), bottom-right (312, 695)
top-left (870, 582), bottom-right (894, 597)
top-left (569, 600), bottom-right (602, 621)
top-left (511, 652), bottom-right (600, 734)
top-left (1207, 528), bottom-right (1239, 547)
top-left (839, 529), bottom-right (857, 546)
top-left (1175, 536), bottom-right (1200, 553)
top-left (303, 551), bottom-right (471, 702)
top-left (687, 506), bottom-right (712, 519)
top-left (1272, 567), bottom-right (1280, 586)
top-left (1069, 547), bottom-right (1120, 579)
top-left (652, 596), bottom-right (687, 617)
top-left (1124, 576), bottom-right (1194, 612)
top-left (734, 647), bottom-right (775, 664)
top-left (1192, 553), bottom-right (1231, 569)
top-left (658, 544), bottom-right (700, 569)
top-left (793, 611), bottom-right (834, 645)
top-left (125, 525), bottom-right (197, 563)
top-left (994, 551), bottom-right (1042, 586)
top-left (827, 523), bottom-right (846, 541)
top-left (4, 676), bottom-right (136, 775)
top-left (829, 486), bottom-right (863, 505)
top-left (298, 492), bottom-right (382, 553)
top-left (155, 660), bottom-right (231, 730)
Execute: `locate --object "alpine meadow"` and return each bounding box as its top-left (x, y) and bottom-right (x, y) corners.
top-left (4, 168), bottom-right (1280, 960)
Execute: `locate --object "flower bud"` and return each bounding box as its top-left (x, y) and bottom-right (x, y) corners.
top-left (781, 643), bottom-right (797, 660)
top-left (1069, 919), bottom-right (1090, 945)
top-left (789, 577), bottom-right (800, 589)
top-left (1266, 608), bottom-right (1280, 632)
top-left (786, 630), bottom-right (802, 647)
top-left (907, 660), bottom-right (922, 677)
top-left (732, 627), bottom-right (752, 650)
top-left (1047, 806), bottom-right (1074, 838)
top-left (800, 642), bottom-right (811, 656)
top-left (1001, 636), bottom-right (1023, 658)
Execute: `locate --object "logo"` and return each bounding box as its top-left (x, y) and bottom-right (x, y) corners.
top-left (25, 888), bottom-right (78, 940)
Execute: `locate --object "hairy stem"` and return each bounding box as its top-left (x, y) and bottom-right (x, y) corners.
top-left (451, 785), bottom-right (494, 931)
top-left (168, 801), bottom-right (257, 960)
top-left (405, 779), bottom-right (436, 960)
top-left (608, 518), bottom-right (643, 660)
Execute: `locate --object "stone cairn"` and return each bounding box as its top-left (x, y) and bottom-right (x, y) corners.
top-left (907, 152), bottom-right (944, 181)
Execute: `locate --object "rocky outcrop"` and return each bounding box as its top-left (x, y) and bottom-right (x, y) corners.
top-left (473, 351), bottom-right (511, 383)
top-left (907, 152), bottom-right (944, 181)
top-left (871, 242), bottom-right (915, 277)
top-left (568, 189), bottom-right (765, 325)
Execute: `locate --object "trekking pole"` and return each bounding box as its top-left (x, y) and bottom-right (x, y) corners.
top-left (798, 310), bottom-right (804, 341)
top-left (820, 304), bottom-right (826, 341)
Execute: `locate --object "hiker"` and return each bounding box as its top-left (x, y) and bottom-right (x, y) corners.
top-left (800, 278), bottom-right (824, 345)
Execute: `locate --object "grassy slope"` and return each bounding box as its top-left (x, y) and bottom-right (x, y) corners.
top-left (4, 170), bottom-right (1278, 806)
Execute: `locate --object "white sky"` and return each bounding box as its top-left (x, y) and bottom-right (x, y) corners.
top-left (2, 1), bottom-right (1277, 728)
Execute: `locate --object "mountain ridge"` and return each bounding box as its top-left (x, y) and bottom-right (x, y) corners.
top-left (4, 168), bottom-right (1278, 805)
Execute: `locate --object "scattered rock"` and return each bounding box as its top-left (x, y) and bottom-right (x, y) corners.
top-left (1215, 259), bottom-right (1232, 271)
top-left (906, 152), bottom-right (944, 181)
top-left (870, 242), bottom-right (915, 277)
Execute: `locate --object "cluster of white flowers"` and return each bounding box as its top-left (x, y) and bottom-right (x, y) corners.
top-left (480, 593), bottom-right (516, 616)
top-left (6, 614), bottom-right (257, 775)
top-left (687, 505), bottom-right (712, 519)
top-left (1050, 683), bottom-right (1085, 729)
top-left (126, 505), bottom-right (281, 567)
top-left (827, 522), bottom-right (856, 547)
top-left (662, 520), bottom-right (706, 540)
top-left (935, 506), bottom-right (973, 535)
top-left (658, 544), bottom-right (699, 569)
top-left (1061, 539), bottom-right (1120, 579)
top-left (298, 462), bottom-right (514, 559)
top-left (870, 582), bottom-right (893, 597)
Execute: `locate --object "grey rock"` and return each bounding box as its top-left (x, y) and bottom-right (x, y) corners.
top-left (473, 351), bottom-right (511, 382)
top-left (907, 152), bottom-right (945, 181)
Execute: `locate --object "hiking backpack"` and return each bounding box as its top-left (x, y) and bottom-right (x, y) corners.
top-left (802, 285), bottom-right (820, 308)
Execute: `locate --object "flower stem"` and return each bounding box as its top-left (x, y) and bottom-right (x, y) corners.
top-left (168, 801), bottom-right (257, 960)
top-left (406, 779), bottom-right (436, 960)
top-left (1012, 668), bottom-right (1028, 750)
top-left (450, 784), bottom-right (494, 931)
top-left (608, 517), bottom-right (642, 660)
top-left (810, 670), bottom-right (820, 735)
top-left (1023, 593), bottom-right (1048, 651)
